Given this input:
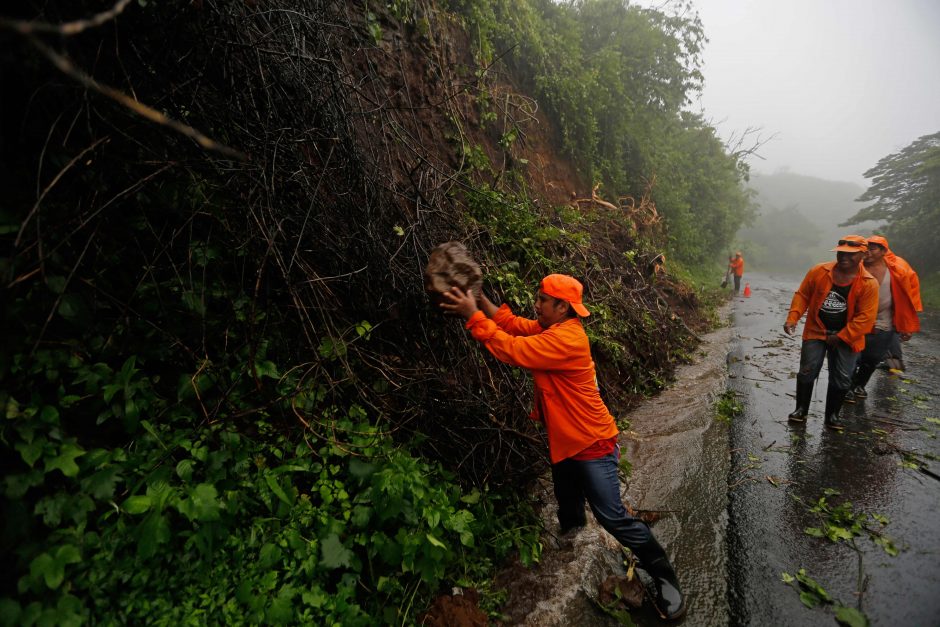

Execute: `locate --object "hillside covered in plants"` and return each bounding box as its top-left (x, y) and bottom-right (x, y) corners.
top-left (0, 0), bottom-right (753, 624)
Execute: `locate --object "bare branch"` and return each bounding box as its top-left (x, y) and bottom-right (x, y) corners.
top-left (0, 0), bottom-right (133, 36)
top-left (26, 36), bottom-right (248, 160)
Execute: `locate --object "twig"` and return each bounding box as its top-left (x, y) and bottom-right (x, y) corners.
top-left (25, 36), bottom-right (247, 160)
top-left (0, 0), bottom-right (133, 36)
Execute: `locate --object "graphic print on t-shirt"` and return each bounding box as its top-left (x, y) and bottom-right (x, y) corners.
top-left (819, 284), bottom-right (850, 332)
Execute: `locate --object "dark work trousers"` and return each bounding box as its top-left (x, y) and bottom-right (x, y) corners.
top-left (733, 274), bottom-right (742, 294)
top-left (551, 447), bottom-right (652, 549)
top-left (797, 338), bottom-right (859, 392)
top-left (853, 328), bottom-right (897, 389)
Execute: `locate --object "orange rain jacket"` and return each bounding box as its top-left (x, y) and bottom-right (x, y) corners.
top-left (883, 251), bottom-right (923, 333)
top-left (464, 305), bottom-right (618, 463)
top-left (785, 261), bottom-right (879, 352)
top-left (729, 256), bottom-right (745, 277)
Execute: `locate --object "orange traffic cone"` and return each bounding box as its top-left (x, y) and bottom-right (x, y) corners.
top-left (743, 282), bottom-right (751, 297)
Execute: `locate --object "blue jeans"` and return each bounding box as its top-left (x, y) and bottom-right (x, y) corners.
top-left (853, 328), bottom-right (897, 389)
top-left (797, 338), bottom-right (858, 392)
top-left (551, 447), bottom-right (651, 549)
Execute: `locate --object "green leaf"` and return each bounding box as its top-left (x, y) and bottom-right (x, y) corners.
top-left (425, 533), bottom-right (446, 549)
top-left (136, 512), bottom-right (171, 559)
top-left (798, 590), bottom-right (820, 609)
top-left (320, 534), bottom-right (354, 570)
top-left (460, 488), bottom-right (481, 504)
top-left (15, 437), bottom-right (46, 468)
top-left (253, 360), bottom-right (279, 380)
top-left (175, 459), bottom-right (195, 482)
top-left (0, 598), bottom-right (22, 626)
top-left (258, 543), bottom-right (283, 569)
top-left (54, 593), bottom-right (84, 627)
top-left (122, 495), bottom-right (153, 515)
top-left (835, 605), bottom-right (869, 627)
top-left (265, 474), bottom-right (293, 507)
top-left (55, 545), bottom-right (81, 566)
top-left (31, 555), bottom-right (60, 589)
top-left (82, 466), bottom-right (122, 500)
top-left (44, 443), bottom-right (85, 477)
top-left (177, 483), bottom-right (220, 521)
top-left (348, 458), bottom-right (375, 481)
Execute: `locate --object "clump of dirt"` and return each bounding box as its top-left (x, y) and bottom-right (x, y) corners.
top-left (419, 589), bottom-right (489, 627)
top-left (597, 572), bottom-right (646, 610)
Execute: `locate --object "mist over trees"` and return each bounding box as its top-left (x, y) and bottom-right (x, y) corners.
top-left (737, 172), bottom-right (876, 276)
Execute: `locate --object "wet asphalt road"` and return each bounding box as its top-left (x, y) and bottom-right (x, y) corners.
top-left (726, 272), bottom-right (940, 626)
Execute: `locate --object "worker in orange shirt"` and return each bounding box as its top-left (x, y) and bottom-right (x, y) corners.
top-left (440, 274), bottom-right (685, 620)
top-left (845, 235), bottom-right (922, 401)
top-left (728, 252), bottom-right (745, 295)
top-left (783, 235), bottom-right (879, 430)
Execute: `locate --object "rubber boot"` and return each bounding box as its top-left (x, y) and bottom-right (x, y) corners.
top-left (788, 380), bottom-right (813, 422)
top-left (632, 537), bottom-right (686, 620)
top-left (824, 387), bottom-right (847, 430)
top-left (851, 361), bottom-right (877, 398)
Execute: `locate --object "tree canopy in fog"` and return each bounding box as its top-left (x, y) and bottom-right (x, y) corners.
top-left (843, 131), bottom-right (940, 271)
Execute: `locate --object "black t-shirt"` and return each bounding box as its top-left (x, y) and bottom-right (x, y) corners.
top-left (819, 282), bottom-right (851, 332)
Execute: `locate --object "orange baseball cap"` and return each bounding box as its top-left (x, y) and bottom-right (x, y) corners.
top-left (540, 274), bottom-right (590, 317)
top-left (867, 235), bottom-right (890, 250)
top-left (831, 235), bottom-right (868, 253)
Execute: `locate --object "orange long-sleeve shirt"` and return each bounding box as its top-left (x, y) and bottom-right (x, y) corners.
top-left (464, 305), bottom-right (618, 463)
top-left (884, 252), bottom-right (922, 333)
top-left (729, 257), bottom-right (744, 277)
top-left (785, 261), bottom-right (879, 352)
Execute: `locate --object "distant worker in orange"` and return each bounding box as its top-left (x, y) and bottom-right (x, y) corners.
top-left (728, 252), bottom-right (745, 295)
top-left (783, 236), bottom-right (878, 430)
top-left (440, 274), bottom-right (685, 620)
top-left (845, 235), bottom-right (922, 401)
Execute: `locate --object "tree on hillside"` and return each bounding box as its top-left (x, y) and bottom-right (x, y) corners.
top-left (843, 131), bottom-right (940, 270)
top-left (453, 0), bottom-right (752, 266)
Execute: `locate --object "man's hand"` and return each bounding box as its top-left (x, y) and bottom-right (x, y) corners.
top-left (783, 324), bottom-right (797, 335)
top-left (439, 286), bottom-right (480, 320)
top-left (825, 333), bottom-right (841, 347)
top-left (900, 332), bottom-right (913, 342)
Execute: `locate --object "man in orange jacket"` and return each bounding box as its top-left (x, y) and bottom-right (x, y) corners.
top-left (728, 252), bottom-right (745, 295)
top-left (845, 235), bottom-right (922, 400)
top-left (783, 235), bottom-right (879, 429)
top-left (440, 274), bottom-right (685, 620)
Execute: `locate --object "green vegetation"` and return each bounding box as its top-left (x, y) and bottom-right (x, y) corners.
top-left (780, 569), bottom-right (869, 626)
top-left (915, 270), bottom-right (940, 309)
top-left (844, 133), bottom-right (940, 261)
top-left (714, 390), bottom-right (743, 423)
top-left (843, 130), bottom-right (940, 297)
top-left (1, 0), bottom-right (751, 623)
top-left (449, 0), bottom-right (755, 266)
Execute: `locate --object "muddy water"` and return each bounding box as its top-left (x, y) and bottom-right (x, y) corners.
top-left (727, 272), bottom-right (940, 626)
top-left (624, 315), bottom-right (734, 626)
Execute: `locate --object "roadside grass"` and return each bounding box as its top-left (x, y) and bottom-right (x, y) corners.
top-left (919, 270), bottom-right (940, 310)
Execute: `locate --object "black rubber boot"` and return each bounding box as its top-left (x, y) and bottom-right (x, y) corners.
top-left (788, 380), bottom-right (813, 422)
top-left (632, 537), bottom-right (686, 620)
top-left (824, 387), bottom-right (847, 430)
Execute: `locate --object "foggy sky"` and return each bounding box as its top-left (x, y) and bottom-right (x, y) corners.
top-left (687, 0), bottom-right (940, 185)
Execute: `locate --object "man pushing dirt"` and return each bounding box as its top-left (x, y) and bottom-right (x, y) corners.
top-left (439, 274), bottom-right (685, 620)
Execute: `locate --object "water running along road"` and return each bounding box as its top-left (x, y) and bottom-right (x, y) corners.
top-left (726, 272), bottom-right (940, 626)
